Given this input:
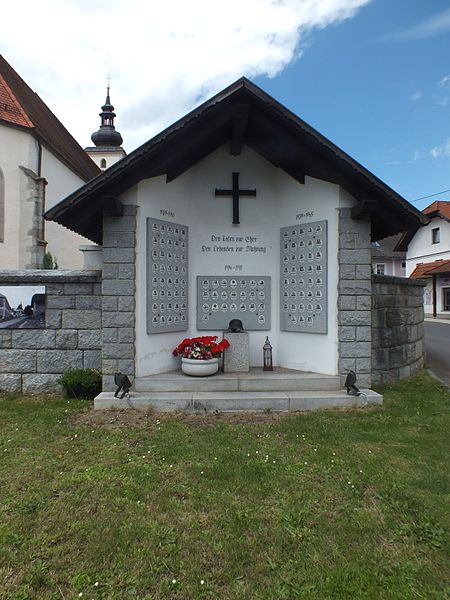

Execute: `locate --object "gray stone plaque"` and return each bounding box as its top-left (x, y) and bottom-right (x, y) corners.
top-left (197, 276), bottom-right (271, 331)
top-left (147, 218), bottom-right (188, 334)
top-left (280, 220), bottom-right (328, 334)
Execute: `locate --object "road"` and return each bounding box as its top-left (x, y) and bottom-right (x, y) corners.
top-left (424, 321), bottom-right (450, 387)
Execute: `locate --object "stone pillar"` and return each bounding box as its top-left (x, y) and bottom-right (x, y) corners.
top-left (101, 205), bottom-right (137, 391)
top-left (223, 332), bottom-right (250, 373)
top-left (338, 208), bottom-right (372, 388)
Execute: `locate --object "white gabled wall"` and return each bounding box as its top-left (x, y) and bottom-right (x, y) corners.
top-left (0, 124), bottom-right (98, 269)
top-left (0, 125), bottom-right (36, 268)
top-left (130, 145), bottom-right (354, 378)
top-left (41, 146), bottom-right (97, 269)
top-left (406, 218), bottom-right (450, 276)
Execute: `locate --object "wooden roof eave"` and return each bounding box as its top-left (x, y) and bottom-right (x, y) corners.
top-left (45, 77), bottom-right (427, 241)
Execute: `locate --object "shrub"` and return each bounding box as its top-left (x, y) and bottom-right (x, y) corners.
top-left (58, 368), bottom-right (102, 399)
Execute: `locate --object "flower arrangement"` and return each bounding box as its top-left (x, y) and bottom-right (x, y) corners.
top-left (173, 335), bottom-right (230, 360)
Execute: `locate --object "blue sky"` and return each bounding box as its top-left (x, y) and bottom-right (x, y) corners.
top-left (255, 0), bottom-right (450, 210)
top-left (2, 0), bottom-right (449, 212)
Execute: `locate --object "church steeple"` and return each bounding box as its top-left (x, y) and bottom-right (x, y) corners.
top-left (91, 85), bottom-right (123, 148)
top-left (86, 82), bottom-right (126, 170)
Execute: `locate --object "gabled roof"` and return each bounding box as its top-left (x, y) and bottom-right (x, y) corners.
top-left (0, 55), bottom-right (99, 182)
top-left (395, 200), bottom-right (450, 252)
top-left (423, 200), bottom-right (450, 221)
top-left (410, 259), bottom-right (450, 278)
top-left (371, 233), bottom-right (406, 260)
top-left (45, 77), bottom-right (427, 244)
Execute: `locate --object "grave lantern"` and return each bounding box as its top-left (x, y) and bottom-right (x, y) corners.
top-left (263, 336), bottom-right (273, 371)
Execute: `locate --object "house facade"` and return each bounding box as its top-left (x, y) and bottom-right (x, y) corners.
top-left (371, 234), bottom-right (406, 277)
top-left (397, 201), bottom-right (450, 318)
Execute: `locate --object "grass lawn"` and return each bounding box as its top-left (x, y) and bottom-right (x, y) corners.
top-left (0, 372), bottom-right (449, 600)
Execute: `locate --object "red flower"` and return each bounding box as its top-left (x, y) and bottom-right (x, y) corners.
top-left (172, 335), bottom-right (230, 360)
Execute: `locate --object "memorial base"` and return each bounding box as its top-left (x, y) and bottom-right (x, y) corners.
top-left (223, 332), bottom-right (250, 373)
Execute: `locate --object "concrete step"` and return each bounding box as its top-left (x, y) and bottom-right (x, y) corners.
top-left (134, 368), bottom-right (341, 393)
top-left (94, 389), bottom-right (382, 412)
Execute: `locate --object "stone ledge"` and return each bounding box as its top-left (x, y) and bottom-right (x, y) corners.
top-left (372, 274), bottom-right (427, 287)
top-left (0, 270), bottom-right (101, 284)
top-left (94, 389), bottom-right (383, 412)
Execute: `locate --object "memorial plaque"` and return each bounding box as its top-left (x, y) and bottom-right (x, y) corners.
top-left (197, 276), bottom-right (271, 330)
top-left (280, 220), bottom-right (328, 334)
top-left (147, 218), bottom-right (188, 334)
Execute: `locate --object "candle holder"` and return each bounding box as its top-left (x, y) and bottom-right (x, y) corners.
top-left (263, 336), bottom-right (273, 371)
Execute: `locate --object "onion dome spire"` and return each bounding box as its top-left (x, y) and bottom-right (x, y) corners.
top-left (91, 84), bottom-right (123, 147)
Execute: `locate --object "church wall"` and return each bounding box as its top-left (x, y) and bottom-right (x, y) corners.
top-left (0, 125), bottom-right (37, 269)
top-left (41, 146), bottom-right (97, 269)
top-left (132, 145), bottom-right (352, 377)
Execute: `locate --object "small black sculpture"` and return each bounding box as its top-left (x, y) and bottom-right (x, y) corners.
top-left (344, 370), bottom-right (361, 396)
top-left (114, 372), bottom-right (132, 399)
top-left (227, 319), bottom-right (244, 332)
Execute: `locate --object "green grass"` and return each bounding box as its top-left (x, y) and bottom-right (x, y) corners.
top-left (0, 372), bottom-right (449, 599)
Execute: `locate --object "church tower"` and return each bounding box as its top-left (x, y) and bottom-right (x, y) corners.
top-left (85, 85), bottom-right (126, 169)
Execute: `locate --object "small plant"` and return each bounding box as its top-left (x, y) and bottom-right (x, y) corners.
top-left (42, 251), bottom-right (58, 269)
top-left (58, 368), bottom-right (102, 399)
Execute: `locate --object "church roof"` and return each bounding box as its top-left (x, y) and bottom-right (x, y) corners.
top-left (0, 55), bottom-right (100, 182)
top-left (45, 77), bottom-right (427, 244)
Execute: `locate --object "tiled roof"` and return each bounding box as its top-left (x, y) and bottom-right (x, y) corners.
top-left (0, 55), bottom-right (99, 182)
top-left (423, 201), bottom-right (450, 220)
top-left (410, 259), bottom-right (450, 278)
top-left (372, 233), bottom-right (406, 260)
top-left (0, 74), bottom-right (33, 128)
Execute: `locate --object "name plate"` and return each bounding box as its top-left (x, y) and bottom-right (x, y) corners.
top-left (197, 276), bottom-right (271, 330)
top-left (280, 220), bottom-right (328, 334)
top-left (147, 218), bottom-right (189, 334)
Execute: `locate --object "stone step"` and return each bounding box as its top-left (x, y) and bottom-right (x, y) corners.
top-left (134, 369), bottom-right (341, 393)
top-left (95, 389), bottom-right (382, 412)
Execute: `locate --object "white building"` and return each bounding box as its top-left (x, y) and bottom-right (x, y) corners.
top-left (46, 78), bottom-right (426, 393)
top-left (0, 55), bottom-right (100, 269)
top-left (372, 233), bottom-right (406, 277)
top-left (397, 201), bottom-right (450, 318)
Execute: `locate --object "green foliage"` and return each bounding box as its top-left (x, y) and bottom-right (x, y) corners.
top-left (41, 251), bottom-right (58, 270)
top-left (57, 368), bottom-right (102, 399)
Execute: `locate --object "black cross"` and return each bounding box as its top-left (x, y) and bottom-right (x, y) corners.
top-left (215, 172), bottom-right (256, 224)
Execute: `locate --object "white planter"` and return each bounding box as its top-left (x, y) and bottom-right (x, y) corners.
top-left (181, 357), bottom-right (219, 377)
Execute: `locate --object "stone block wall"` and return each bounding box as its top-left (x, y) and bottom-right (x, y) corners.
top-left (372, 274), bottom-right (426, 385)
top-left (0, 270), bottom-right (101, 394)
top-left (101, 204), bottom-right (137, 391)
top-left (338, 208), bottom-right (372, 388)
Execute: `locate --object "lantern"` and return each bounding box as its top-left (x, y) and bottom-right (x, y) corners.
top-left (262, 336), bottom-right (273, 371)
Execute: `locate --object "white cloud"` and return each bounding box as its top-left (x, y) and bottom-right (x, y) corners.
top-left (0, 0), bottom-right (371, 151)
top-left (431, 138), bottom-right (450, 159)
top-left (439, 75), bottom-right (450, 89)
top-left (383, 7), bottom-right (450, 42)
top-left (411, 91), bottom-right (422, 101)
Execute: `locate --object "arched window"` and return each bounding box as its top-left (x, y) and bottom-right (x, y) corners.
top-left (101, 158), bottom-right (107, 169)
top-left (0, 167), bottom-right (4, 242)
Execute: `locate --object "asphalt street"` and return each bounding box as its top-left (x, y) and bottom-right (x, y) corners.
top-left (424, 321), bottom-right (450, 387)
